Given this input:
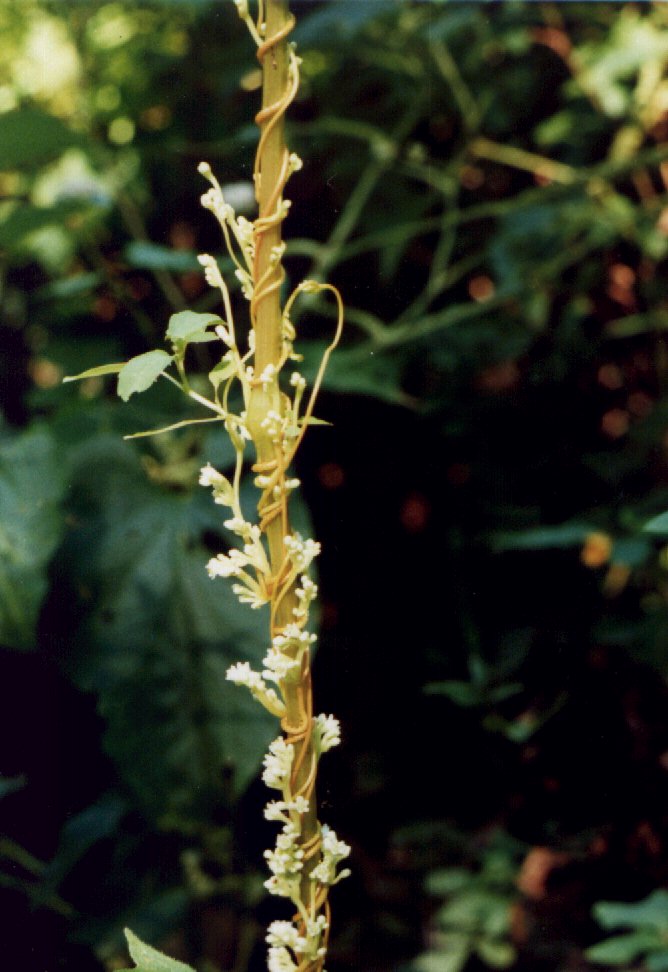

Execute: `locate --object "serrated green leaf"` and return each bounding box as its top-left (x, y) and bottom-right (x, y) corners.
top-left (117, 351), bottom-right (173, 402)
top-left (585, 930), bottom-right (659, 964)
top-left (593, 890), bottom-right (668, 932)
top-left (120, 929), bottom-right (195, 972)
top-left (63, 362), bottom-right (125, 383)
top-left (166, 310), bottom-right (222, 343)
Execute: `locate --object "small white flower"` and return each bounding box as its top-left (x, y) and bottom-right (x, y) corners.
top-left (267, 946), bottom-right (297, 972)
top-left (266, 921), bottom-right (305, 951)
top-left (314, 713), bottom-right (341, 754)
top-left (262, 649), bottom-right (300, 683)
top-left (262, 736), bottom-right (294, 790)
top-left (284, 534), bottom-right (321, 572)
top-left (311, 825), bottom-right (351, 886)
top-left (258, 363), bottom-right (276, 391)
top-left (290, 371), bottom-right (306, 390)
top-left (288, 153), bottom-right (303, 174)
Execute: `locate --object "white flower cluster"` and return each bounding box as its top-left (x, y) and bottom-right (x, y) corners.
top-left (313, 713), bottom-right (341, 755)
top-left (199, 463), bottom-right (234, 506)
top-left (284, 534), bottom-right (321, 572)
top-left (310, 825), bottom-right (351, 887)
top-left (194, 145), bottom-right (347, 972)
top-left (226, 663), bottom-right (285, 718)
top-left (264, 820), bottom-right (304, 898)
top-left (262, 736), bottom-right (294, 790)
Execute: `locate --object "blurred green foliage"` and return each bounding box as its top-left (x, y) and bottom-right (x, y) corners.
top-left (4, 1), bottom-right (668, 970)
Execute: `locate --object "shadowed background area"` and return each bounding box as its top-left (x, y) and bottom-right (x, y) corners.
top-left (3, 2), bottom-right (668, 970)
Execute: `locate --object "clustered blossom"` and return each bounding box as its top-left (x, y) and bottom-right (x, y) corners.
top-left (313, 713), bottom-right (341, 754)
top-left (284, 534), bottom-right (321, 572)
top-left (262, 736), bottom-right (294, 791)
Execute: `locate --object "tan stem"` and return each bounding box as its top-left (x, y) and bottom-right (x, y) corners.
top-left (244, 0), bottom-right (322, 936)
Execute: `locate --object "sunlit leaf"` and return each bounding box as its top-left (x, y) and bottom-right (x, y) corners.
top-left (64, 363), bottom-right (126, 383)
top-left (166, 310), bottom-right (222, 343)
top-left (119, 929), bottom-right (195, 972)
top-left (117, 351), bottom-right (173, 402)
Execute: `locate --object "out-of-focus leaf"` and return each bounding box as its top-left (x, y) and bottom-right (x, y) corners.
top-left (0, 428), bottom-right (66, 649)
top-left (493, 523), bottom-right (594, 552)
top-left (64, 363), bottom-right (126, 383)
top-left (117, 351), bottom-right (173, 402)
top-left (165, 310), bottom-right (222, 343)
top-left (40, 793), bottom-right (127, 896)
top-left (648, 951), bottom-right (668, 972)
top-left (124, 241), bottom-right (200, 273)
top-left (302, 342), bottom-right (407, 404)
top-left (584, 931), bottom-right (659, 964)
top-left (61, 437), bottom-right (278, 819)
top-left (294, 0), bottom-right (394, 44)
top-left (119, 929), bottom-right (195, 972)
top-left (644, 511), bottom-right (668, 535)
top-left (0, 109), bottom-right (83, 169)
top-left (0, 775), bottom-right (25, 800)
top-left (593, 890), bottom-right (668, 932)
top-left (0, 201), bottom-right (89, 248)
top-left (475, 939), bottom-right (516, 968)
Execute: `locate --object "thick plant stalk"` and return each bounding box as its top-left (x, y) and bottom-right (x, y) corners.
top-left (66, 0), bottom-right (350, 972)
top-left (199, 2), bottom-right (349, 970)
top-left (246, 0), bottom-right (321, 897)
top-left (64, 3), bottom-right (347, 968)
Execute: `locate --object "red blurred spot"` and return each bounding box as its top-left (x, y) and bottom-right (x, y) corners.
top-left (94, 294), bottom-right (118, 321)
top-left (180, 271), bottom-right (204, 298)
top-left (597, 363), bottom-right (624, 390)
top-left (628, 391), bottom-right (653, 418)
top-left (170, 221), bottom-right (196, 250)
top-left (447, 462), bottom-right (471, 487)
top-left (318, 462), bottom-right (345, 490)
top-left (476, 360), bottom-right (520, 393)
top-left (468, 274), bottom-right (495, 302)
top-left (400, 493), bottom-right (430, 533)
top-left (601, 408), bottom-right (629, 438)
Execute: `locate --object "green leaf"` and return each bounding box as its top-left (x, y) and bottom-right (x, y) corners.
top-left (593, 890), bottom-right (668, 933)
top-left (585, 931), bottom-right (659, 964)
top-left (208, 358), bottom-right (236, 390)
top-left (0, 775), bottom-right (25, 800)
top-left (63, 362), bottom-right (126, 383)
top-left (60, 437), bottom-right (281, 819)
top-left (0, 428), bottom-right (66, 649)
top-left (644, 511), bottom-right (668, 535)
top-left (493, 522), bottom-right (594, 552)
top-left (166, 310), bottom-right (222, 343)
top-left (648, 952), bottom-right (668, 972)
top-left (0, 109), bottom-right (82, 169)
top-left (124, 241), bottom-right (200, 273)
top-left (117, 351), bottom-right (173, 402)
top-left (424, 681), bottom-right (482, 707)
top-left (475, 939), bottom-right (516, 969)
top-left (301, 342), bottom-right (408, 405)
top-left (120, 929), bottom-right (195, 972)
top-left (0, 201), bottom-right (88, 249)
